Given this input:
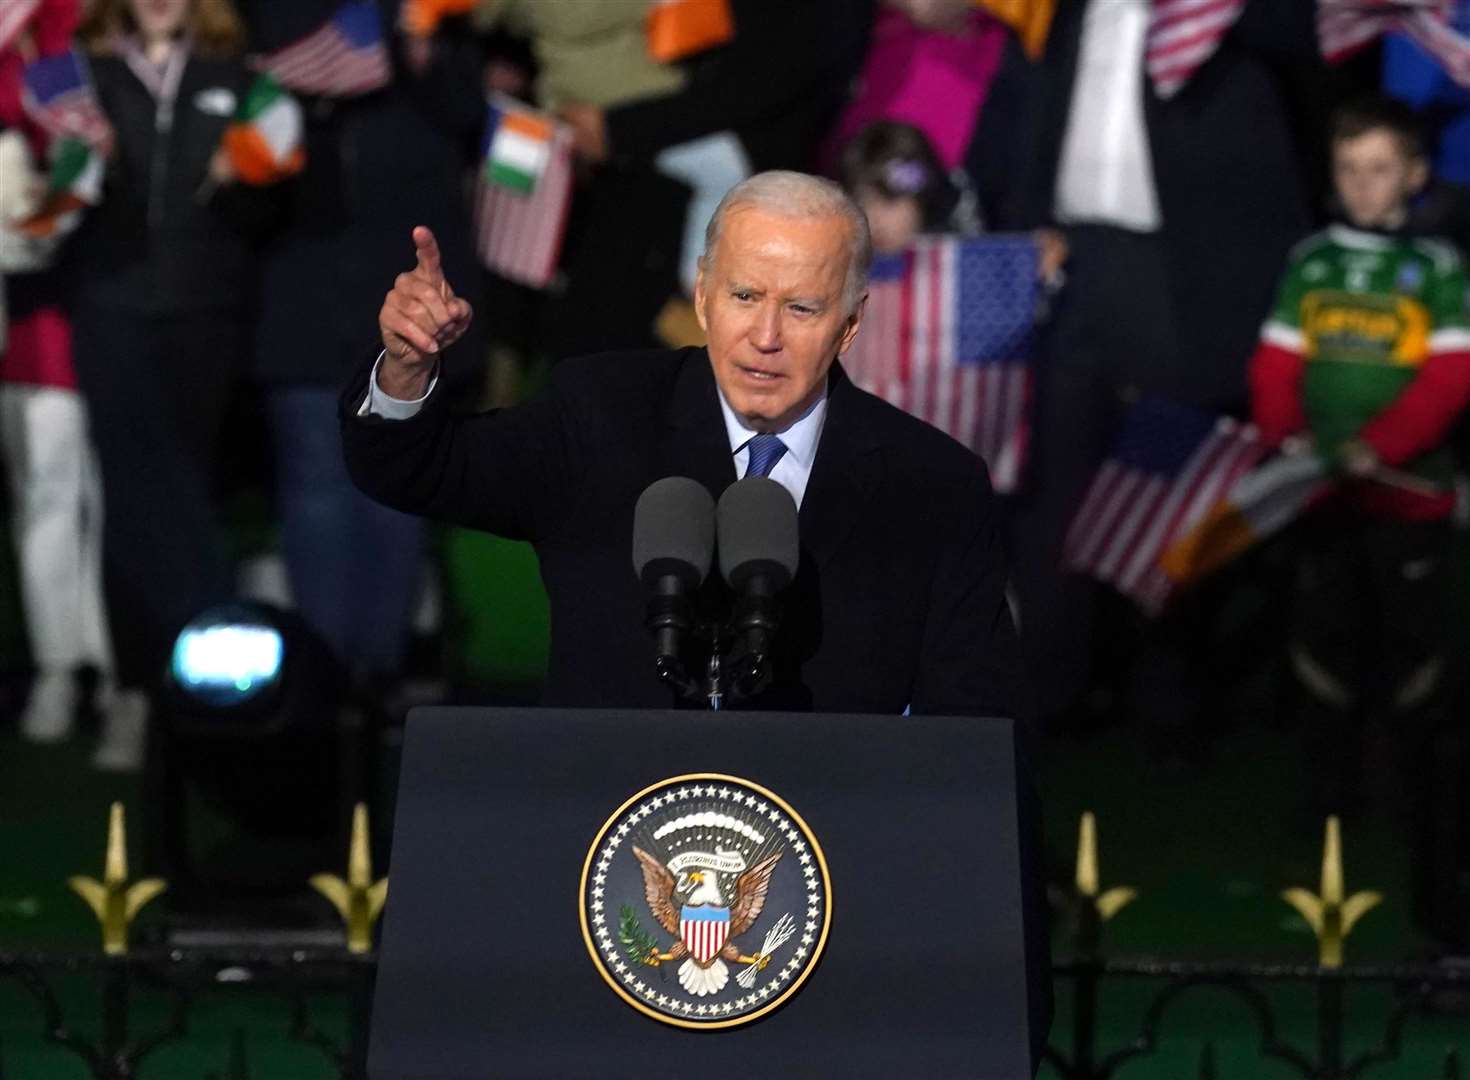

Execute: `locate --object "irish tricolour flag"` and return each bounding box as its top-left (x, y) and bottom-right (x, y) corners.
top-left (222, 75), bottom-right (304, 186)
top-left (473, 97), bottom-right (574, 288)
top-left (19, 137), bottom-right (103, 239)
top-left (485, 107), bottom-right (553, 193)
top-left (1157, 452), bottom-right (1331, 587)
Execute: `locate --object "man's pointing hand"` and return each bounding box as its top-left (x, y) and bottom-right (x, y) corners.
top-left (377, 226), bottom-right (474, 399)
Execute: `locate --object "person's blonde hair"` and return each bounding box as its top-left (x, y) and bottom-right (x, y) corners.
top-left (79, 0), bottom-right (246, 59)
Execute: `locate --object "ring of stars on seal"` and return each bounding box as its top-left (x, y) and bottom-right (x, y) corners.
top-left (579, 773), bottom-right (832, 1030)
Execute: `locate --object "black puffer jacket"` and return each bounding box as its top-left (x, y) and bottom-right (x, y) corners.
top-left (67, 50), bottom-right (277, 315)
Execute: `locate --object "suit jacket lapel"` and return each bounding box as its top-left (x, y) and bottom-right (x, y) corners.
top-left (799, 363), bottom-right (880, 565)
top-left (660, 348), bottom-right (738, 500)
top-left (659, 353), bottom-right (879, 564)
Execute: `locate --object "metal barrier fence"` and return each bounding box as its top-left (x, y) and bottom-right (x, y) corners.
top-left (0, 806), bottom-right (1464, 1079)
top-left (2, 948), bottom-right (1465, 1079)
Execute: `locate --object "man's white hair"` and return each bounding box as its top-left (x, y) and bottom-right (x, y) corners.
top-left (701, 170), bottom-right (874, 314)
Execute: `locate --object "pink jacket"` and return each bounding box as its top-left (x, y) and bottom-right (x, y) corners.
top-left (822, 7), bottom-right (1008, 173)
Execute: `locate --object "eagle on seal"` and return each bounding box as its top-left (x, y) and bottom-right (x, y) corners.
top-left (632, 845), bottom-right (783, 996)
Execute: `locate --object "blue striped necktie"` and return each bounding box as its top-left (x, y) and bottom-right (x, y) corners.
top-left (744, 433), bottom-right (787, 478)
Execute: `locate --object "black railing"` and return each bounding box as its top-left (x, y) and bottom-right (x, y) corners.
top-left (1045, 957), bottom-right (1467, 1079)
top-left (0, 948), bottom-right (373, 1080)
top-left (3, 947), bottom-right (1465, 1079)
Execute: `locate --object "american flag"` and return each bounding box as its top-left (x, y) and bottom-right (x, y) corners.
top-left (0, 0), bottom-right (41, 55)
top-left (1318, 0), bottom-right (1470, 85)
top-left (1063, 398), bottom-right (1266, 614)
top-left (252, 1), bottom-right (391, 99)
top-left (841, 235), bottom-right (1038, 493)
top-left (473, 99), bottom-right (574, 289)
top-left (20, 48), bottom-right (113, 152)
top-left (1146, 0), bottom-right (1248, 99)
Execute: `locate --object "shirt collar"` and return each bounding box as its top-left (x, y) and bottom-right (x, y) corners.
top-left (715, 378), bottom-right (828, 469)
top-left (1328, 223), bottom-right (1399, 251)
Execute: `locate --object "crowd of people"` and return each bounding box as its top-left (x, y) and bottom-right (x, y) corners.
top-left (0, 0), bottom-right (1466, 907)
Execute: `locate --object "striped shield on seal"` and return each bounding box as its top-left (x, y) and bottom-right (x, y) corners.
top-left (680, 906), bottom-right (731, 965)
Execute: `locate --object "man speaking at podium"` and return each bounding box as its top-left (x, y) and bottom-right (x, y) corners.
top-left (342, 171), bottom-right (1025, 721)
top-left (344, 171), bottom-right (1049, 1071)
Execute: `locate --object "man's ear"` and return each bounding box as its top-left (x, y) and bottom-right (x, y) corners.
top-left (693, 262), bottom-right (710, 333)
top-left (1408, 156), bottom-right (1431, 197)
top-left (837, 294), bottom-right (867, 356)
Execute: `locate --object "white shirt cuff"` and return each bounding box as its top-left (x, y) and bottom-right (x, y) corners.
top-left (359, 350), bottom-right (439, 419)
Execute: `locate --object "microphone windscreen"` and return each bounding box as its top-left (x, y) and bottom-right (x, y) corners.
top-left (632, 477), bottom-right (716, 586)
top-left (716, 476), bottom-right (799, 588)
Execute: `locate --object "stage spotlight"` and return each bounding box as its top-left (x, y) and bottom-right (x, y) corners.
top-left (158, 602), bottom-right (346, 839)
top-left (172, 616), bottom-right (285, 709)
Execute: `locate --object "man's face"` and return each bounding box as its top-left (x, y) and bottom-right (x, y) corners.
top-left (1332, 129), bottom-right (1428, 231)
top-left (695, 207), bottom-right (863, 432)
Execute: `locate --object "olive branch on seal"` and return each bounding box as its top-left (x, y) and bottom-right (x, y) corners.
top-left (619, 904), bottom-right (662, 968)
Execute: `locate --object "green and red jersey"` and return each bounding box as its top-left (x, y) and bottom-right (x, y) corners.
top-left (1249, 224), bottom-right (1470, 519)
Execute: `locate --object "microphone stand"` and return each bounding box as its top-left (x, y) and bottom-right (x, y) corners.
top-left (657, 620), bottom-right (773, 712)
top-left (654, 654), bottom-right (701, 703)
top-left (705, 648), bottom-right (724, 711)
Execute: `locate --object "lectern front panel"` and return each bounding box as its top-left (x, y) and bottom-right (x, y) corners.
top-left (368, 708), bottom-right (1040, 1079)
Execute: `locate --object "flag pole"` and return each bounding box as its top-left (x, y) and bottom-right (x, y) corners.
top-left (1367, 465), bottom-right (1444, 498)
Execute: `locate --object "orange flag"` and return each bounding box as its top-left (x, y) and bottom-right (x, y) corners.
top-left (647, 0), bottom-right (734, 63)
top-left (974, 0), bottom-right (1056, 60)
top-left (399, 0), bottom-right (477, 37)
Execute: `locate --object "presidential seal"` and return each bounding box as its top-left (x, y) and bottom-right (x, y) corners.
top-left (579, 774), bottom-right (831, 1029)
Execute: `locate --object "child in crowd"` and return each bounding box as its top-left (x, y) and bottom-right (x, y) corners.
top-left (1248, 96), bottom-right (1470, 813)
top-left (839, 118), bottom-right (1066, 280)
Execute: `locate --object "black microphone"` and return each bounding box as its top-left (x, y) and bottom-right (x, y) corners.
top-left (632, 478), bottom-right (716, 682)
top-left (716, 477), bottom-right (799, 695)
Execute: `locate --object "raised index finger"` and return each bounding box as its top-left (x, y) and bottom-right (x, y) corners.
top-left (412, 225), bottom-right (444, 283)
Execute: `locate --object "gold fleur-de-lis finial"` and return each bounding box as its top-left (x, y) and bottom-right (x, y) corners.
top-left (67, 802), bottom-right (167, 955)
top-left (1281, 815), bottom-right (1382, 968)
top-left (1076, 811), bottom-right (1138, 922)
top-left (310, 802), bottom-right (388, 953)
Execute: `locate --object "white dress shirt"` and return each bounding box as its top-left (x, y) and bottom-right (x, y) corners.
top-left (1053, 0), bottom-right (1162, 233)
top-left (360, 351), bottom-right (438, 420)
top-left (362, 353), bottom-right (829, 508)
top-left (716, 381), bottom-right (827, 510)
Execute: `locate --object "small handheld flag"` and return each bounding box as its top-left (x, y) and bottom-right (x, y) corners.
top-left (222, 75), bottom-right (304, 185)
top-left (1146, 0), bottom-right (1248, 100)
top-left (17, 136), bottom-right (103, 239)
top-left (21, 48), bottom-right (114, 153)
top-left (1157, 452), bottom-right (1330, 586)
top-left (399, 0), bottom-right (477, 37)
top-left (485, 108), bottom-right (553, 194)
top-left (1319, 0), bottom-right (1470, 88)
top-left (973, 0), bottom-right (1057, 60)
top-left (840, 235), bottom-right (1040, 492)
top-left (647, 0), bottom-right (735, 62)
top-left (253, 2), bottom-right (391, 99)
top-left (1063, 399), bottom-right (1266, 613)
top-left (473, 96), bottom-right (574, 289)
top-left (0, 0), bottom-right (42, 56)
